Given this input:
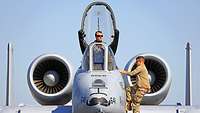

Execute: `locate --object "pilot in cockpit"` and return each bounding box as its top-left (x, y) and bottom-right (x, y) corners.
top-left (78, 29), bottom-right (119, 55)
top-left (92, 31), bottom-right (105, 70)
top-left (80, 31), bottom-right (117, 71)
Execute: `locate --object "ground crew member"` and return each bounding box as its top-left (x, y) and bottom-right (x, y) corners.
top-left (120, 56), bottom-right (151, 113)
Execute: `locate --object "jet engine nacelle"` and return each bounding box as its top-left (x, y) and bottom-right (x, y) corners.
top-left (27, 54), bottom-right (73, 105)
top-left (124, 53), bottom-right (171, 105)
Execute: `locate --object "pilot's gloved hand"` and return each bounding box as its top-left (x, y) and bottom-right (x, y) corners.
top-left (114, 29), bottom-right (119, 38)
top-left (78, 29), bottom-right (86, 39)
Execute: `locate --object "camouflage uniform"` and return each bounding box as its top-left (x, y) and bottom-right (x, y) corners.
top-left (126, 86), bottom-right (149, 113)
top-left (122, 64), bottom-right (150, 113)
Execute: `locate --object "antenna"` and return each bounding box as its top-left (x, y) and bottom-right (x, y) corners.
top-left (97, 17), bottom-right (100, 31)
top-left (6, 43), bottom-right (13, 106)
top-left (185, 42), bottom-right (192, 106)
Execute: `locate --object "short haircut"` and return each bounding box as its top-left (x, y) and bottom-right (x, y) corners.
top-left (136, 56), bottom-right (145, 62)
top-left (95, 31), bottom-right (103, 36)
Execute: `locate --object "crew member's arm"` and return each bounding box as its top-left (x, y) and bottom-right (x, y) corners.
top-left (120, 66), bottom-right (142, 76)
top-left (109, 29), bottom-right (119, 55)
top-left (78, 30), bottom-right (88, 54)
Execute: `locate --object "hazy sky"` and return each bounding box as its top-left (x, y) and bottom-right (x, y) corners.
top-left (0, 0), bottom-right (200, 106)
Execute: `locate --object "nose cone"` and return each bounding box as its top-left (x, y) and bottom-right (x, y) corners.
top-left (72, 70), bottom-right (126, 113)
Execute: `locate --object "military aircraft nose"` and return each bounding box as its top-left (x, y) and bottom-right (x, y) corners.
top-left (86, 97), bottom-right (110, 106)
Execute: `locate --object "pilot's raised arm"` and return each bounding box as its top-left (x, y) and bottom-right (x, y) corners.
top-left (78, 30), bottom-right (89, 54)
top-left (109, 29), bottom-right (119, 55)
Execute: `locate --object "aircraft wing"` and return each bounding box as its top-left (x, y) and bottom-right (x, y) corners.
top-left (1, 106), bottom-right (200, 113)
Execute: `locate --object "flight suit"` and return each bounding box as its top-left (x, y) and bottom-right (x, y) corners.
top-left (122, 64), bottom-right (150, 113)
top-left (93, 44), bottom-right (105, 70)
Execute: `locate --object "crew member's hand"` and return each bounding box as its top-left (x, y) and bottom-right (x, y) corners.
top-left (119, 70), bottom-right (127, 75)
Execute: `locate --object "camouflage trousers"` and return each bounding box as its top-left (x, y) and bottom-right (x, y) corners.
top-left (125, 86), bottom-right (148, 113)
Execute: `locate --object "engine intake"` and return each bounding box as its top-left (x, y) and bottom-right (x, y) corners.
top-left (124, 53), bottom-right (171, 105)
top-left (27, 54), bottom-right (72, 105)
